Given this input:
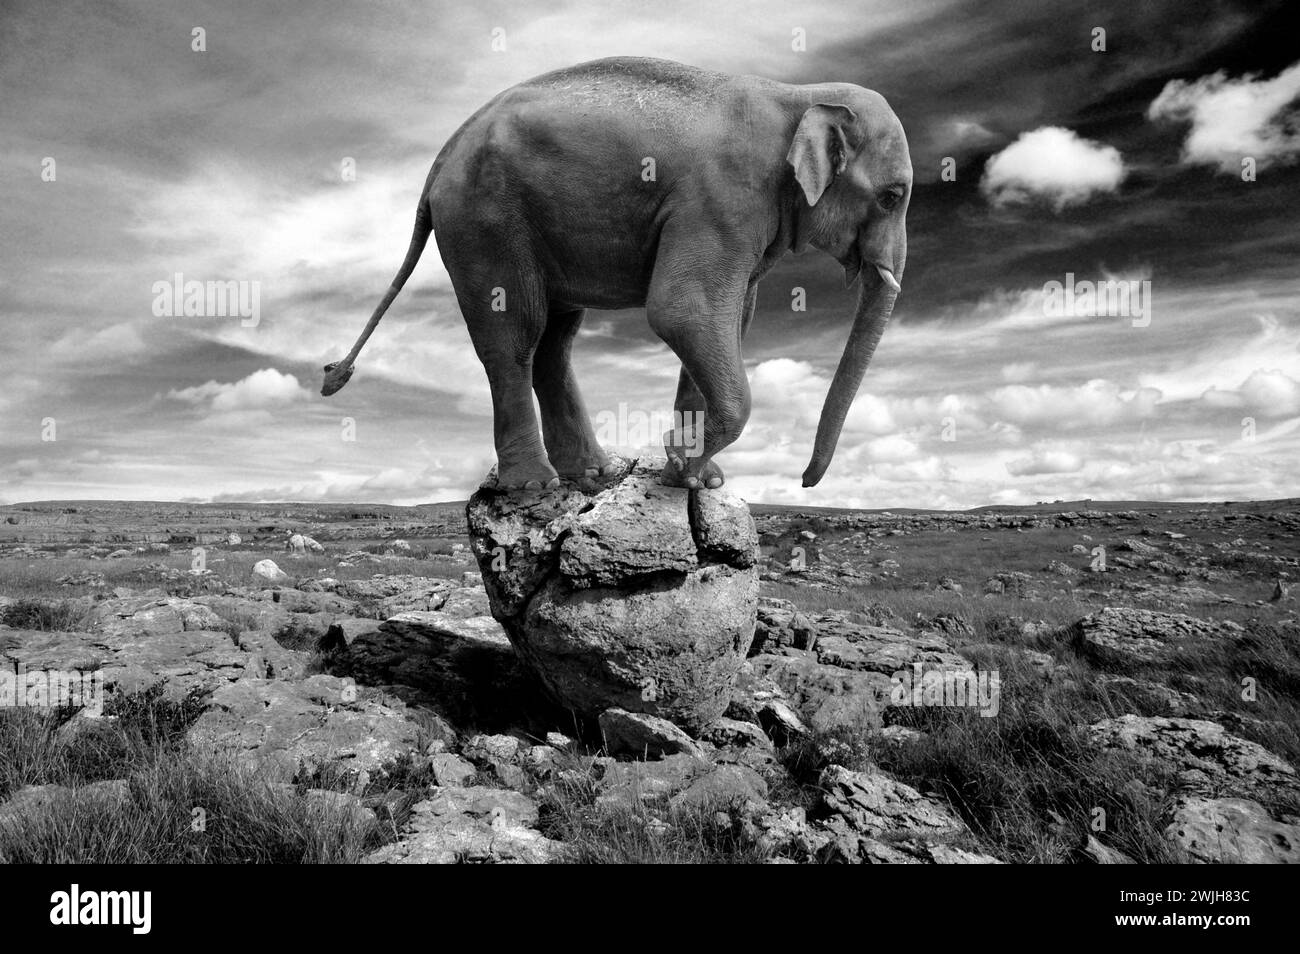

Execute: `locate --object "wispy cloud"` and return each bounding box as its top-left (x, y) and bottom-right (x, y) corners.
top-left (1, 0), bottom-right (1296, 508)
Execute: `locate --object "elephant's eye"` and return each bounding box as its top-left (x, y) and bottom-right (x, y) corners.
top-left (878, 188), bottom-right (904, 211)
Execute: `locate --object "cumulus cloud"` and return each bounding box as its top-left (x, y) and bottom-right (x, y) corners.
top-left (167, 369), bottom-right (309, 412)
top-left (1148, 62), bottom-right (1300, 173)
top-left (1006, 444), bottom-right (1085, 476)
top-left (863, 435), bottom-right (919, 463)
top-left (989, 380), bottom-right (1161, 428)
top-left (1200, 369), bottom-right (1300, 417)
top-left (981, 126), bottom-right (1126, 210)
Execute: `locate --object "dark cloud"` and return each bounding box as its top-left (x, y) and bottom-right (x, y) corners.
top-left (1, 0), bottom-right (1296, 506)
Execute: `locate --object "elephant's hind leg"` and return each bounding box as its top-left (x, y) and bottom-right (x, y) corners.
top-left (458, 272), bottom-right (558, 490)
top-left (533, 306), bottom-right (614, 479)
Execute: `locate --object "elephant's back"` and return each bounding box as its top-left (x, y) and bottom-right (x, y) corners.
top-left (519, 56), bottom-right (730, 107)
top-left (497, 56), bottom-right (732, 140)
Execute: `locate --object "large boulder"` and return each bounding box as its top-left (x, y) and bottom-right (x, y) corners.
top-left (252, 559), bottom-right (289, 583)
top-left (467, 456), bottom-right (758, 731)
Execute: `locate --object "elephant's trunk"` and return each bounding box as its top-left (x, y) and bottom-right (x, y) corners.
top-left (801, 266), bottom-right (900, 487)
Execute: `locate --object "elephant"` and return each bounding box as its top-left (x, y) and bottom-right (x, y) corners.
top-left (323, 56), bottom-right (911, 490)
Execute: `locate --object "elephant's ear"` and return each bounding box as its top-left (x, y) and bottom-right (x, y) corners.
top-left (787, 104), bottom-right (856, 207)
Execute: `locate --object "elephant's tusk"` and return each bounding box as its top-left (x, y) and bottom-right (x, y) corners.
top-left (875, 265), bottom-right (901, 293)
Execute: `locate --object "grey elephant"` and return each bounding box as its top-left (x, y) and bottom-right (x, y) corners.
top-left (323, 56), bottom-right (911, 490)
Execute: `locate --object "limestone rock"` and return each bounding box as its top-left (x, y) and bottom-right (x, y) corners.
top-left (599, 708), bottom-right (705, 760)
top-left (1087, 715), bottom-right (1297, 800)
top-left (89, 595), bottom-right (225, 639)
top-left (1095, 675), bottom-right (1200, 714)
top-left (187, 675), bottom-right (422, 790)
top-left (271, 588), bottom-right (358, 615)
top-left (363, 785), bottom-right (561, 864)
top-left (813, 765), bottom-right (999, 864)
top-left (1069, 607), bottom-right (1243, 666)
top-left (0, 781), bottom-right (131, 836)
top-left (595, 753), bottom-right (713, 809)
top-left (428, 753), bottom-right (478, 788)
top-left (700, 717), bottom-right (774, 752)
top-left (744, 610), bottom-right (972, 733)
top-left (252, 559), bottom-right (289, 583)
top-left (285, 534), bottom-right (324, 556)
top-left (467, 456), bottom-right (759, 730)
top-left (1, 626), bottom-right (251, 702)
top-left (334, 610), bottom-right (553, 729)
top-left (668, 764), bottom-right (768, 813)
top-left (818, 764), bottom-right (965, 837)
top-left (321, 616), bottom-right (385, 650)
top-left (1167, 795), bottom-right (1300, 863)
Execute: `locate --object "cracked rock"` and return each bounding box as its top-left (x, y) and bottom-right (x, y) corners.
top-left (468, 455), bottom-right (758, 730)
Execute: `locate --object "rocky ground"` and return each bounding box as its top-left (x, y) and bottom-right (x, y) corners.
top-left (0, 493), bottom-right (1296, 863)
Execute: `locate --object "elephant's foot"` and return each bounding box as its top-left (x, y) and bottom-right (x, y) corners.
top-left (549, 446), bottom-right (618, 481)
top-left (493, 457), bottom-right (561, 491)
top-left (661, 450), bottom-right (725, 489)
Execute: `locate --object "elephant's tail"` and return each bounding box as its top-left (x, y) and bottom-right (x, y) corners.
top-left (321, 197), bottom-right (434, 396)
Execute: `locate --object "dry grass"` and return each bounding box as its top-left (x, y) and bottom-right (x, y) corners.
top-left (536, 758), bottom-right (770, 864)
top-left (0, 690), bottom-right (378, 863)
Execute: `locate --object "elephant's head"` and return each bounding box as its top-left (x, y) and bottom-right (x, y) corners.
top-left (786, 93), bottom-right (911, 486)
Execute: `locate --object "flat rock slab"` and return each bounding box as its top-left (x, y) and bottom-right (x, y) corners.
top-left (818, 764), bottom-right (966, 838)
top-left (749, 652), bottom-right (893, 733)
top-left (1, 627), bottom-right (253, 703)
top-left (90, 595), bottom-right (228, 639)
top-left (187, 675), bottom-right (422, 791)
top-left (1069, 607), bottom-right (1244, 666)
top-left (1088, 715), bottom-right (1298, 801)
top-left (363, 785), bottom-right (562, 864)
top-left (1167, 795), bottom-right (1300, 864)
top-left (813, 765), bottom-right (1000, 864)
top-left (595, 754), bottom-right (767, 814)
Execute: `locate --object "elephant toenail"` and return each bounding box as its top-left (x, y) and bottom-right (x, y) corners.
top-left (707, 477), bottom-right (722, 488)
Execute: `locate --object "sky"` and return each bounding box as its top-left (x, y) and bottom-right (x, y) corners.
top-left (2, 0), bottom-right (1298, 509)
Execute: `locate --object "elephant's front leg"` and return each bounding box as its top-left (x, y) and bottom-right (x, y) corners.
top-left (649, 261), bottom-right (753, 489)
top-left (665, 282), bottom-right (758, 486)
